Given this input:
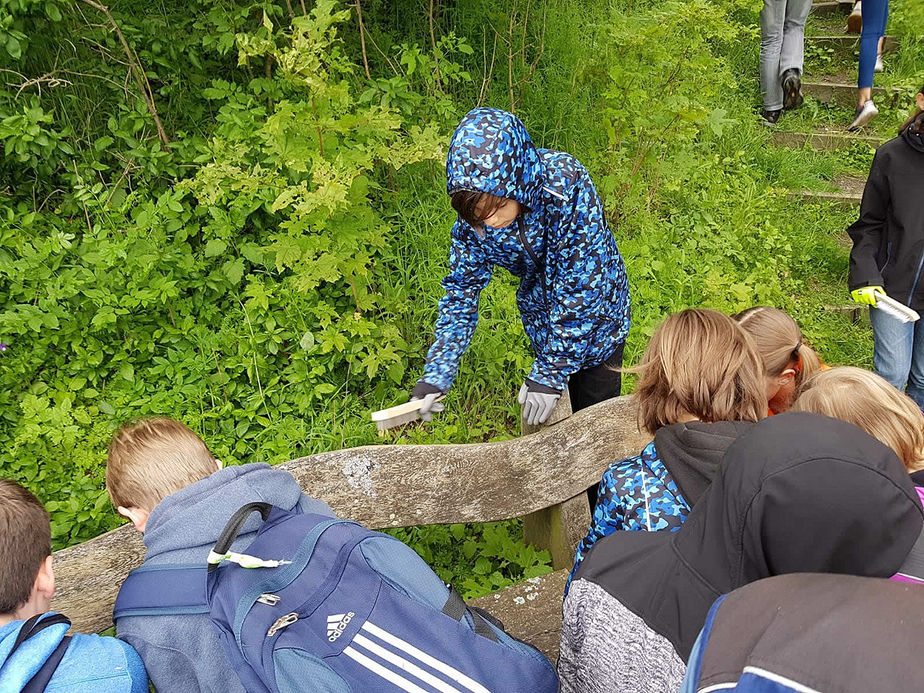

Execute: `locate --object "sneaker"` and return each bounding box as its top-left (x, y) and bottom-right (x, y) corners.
top-left (847, 1), bottom-right (862, 34)
top-left (781, 68), bottom-right (804, 110)
top-left (761, 108), bottom-right (783, 126)
top-left (875, 54), bottom-right (884, 73)
top-left (848, 100), bottom-right (878, 131)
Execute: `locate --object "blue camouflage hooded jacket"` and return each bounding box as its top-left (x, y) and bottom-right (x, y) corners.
top-left (422, 108), bottom-right (631, 392)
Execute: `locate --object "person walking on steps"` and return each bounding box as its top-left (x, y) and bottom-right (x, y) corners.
top-left (759, 0), bottom-right (811, 125)
top-left (848, 85), bottom-right (924, 411)
top-left (410, 107), bottom-right (631, 427)
top-left (848, 0), bottom-right (889, 131)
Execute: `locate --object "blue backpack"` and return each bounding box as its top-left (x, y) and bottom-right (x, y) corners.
top-left (114, 502), bottom-right (559, 693)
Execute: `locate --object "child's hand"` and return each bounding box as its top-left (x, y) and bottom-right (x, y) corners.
top-left (851, 286), bottom-right (885, 306)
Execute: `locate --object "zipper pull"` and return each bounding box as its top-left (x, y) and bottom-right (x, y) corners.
top-left (267, 612), bottom-right (298, 637)
top-left (257, 593), bottom-right (281, 606)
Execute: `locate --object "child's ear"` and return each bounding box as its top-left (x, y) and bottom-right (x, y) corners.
top-left (36, 555), bottom-right (55, 602)
top-left (215, 458), bottom-right (223, 471)
top-left (781, 368), bottom-right (796, 381)
top-left (117, 506), bottom-right (151, 533)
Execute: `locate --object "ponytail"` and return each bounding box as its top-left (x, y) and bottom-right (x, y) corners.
top-left (794, 342), bottom-right (822, 388)
top-left (733, 306), bottom-right (822, 390)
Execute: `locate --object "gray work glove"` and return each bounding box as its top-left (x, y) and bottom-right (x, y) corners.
top-left (518, 379), bottom-right (562, 426)
top-left (410, 381), bottom-right (445, 422)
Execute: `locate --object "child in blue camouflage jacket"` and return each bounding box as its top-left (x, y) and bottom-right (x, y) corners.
top-left (409, 107), bottom-right (631, 426)
top-left (567, 309), bottom-right (767, 590)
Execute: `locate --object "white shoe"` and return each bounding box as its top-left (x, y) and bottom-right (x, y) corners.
top-left (848, 100), bottom-right (879, 131)
top-left (875, 54), bottom-right (884, 73)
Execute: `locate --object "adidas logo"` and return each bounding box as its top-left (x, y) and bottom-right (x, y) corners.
top-left (327, 612), bottom-right (355, 642)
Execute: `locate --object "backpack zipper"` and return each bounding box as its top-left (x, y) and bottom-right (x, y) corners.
top-left (267, 612), bottom-right (298, 637)
top-left (257, 593), bottom-right (281, 606)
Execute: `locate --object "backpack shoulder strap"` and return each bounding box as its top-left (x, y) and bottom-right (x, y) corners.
top-left (6, 614), bottom-right (73, 693)
top-left (113, 563), bottom-right (210, 620)
top-left (21, 634), bottom-right (72, 693)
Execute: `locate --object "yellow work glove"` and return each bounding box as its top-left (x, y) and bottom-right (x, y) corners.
top-left (851, 285), bottom-right (885, 306)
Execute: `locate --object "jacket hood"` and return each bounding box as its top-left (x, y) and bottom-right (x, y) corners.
top-left (0, 616), bottom-right (69, 690)
top-left (446, 107), bottom-right (544, 212)
top-left (902, 120), bottom-right (924, 153)
top-left (694, 574), bottom-right (924, 692)
top-left (653, 420), bottom-right (755, 505)
top-left (144, 462), bottom-right (322, 557)
top-left (575, 413), bottom-right (924, 660)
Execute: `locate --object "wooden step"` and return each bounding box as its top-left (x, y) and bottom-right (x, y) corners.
top-left (802, 81), bottom-right (902, 108)
top-left (771, 130), bottom-right (882, 151)
top-left (797, 189), bottom-right (862, 206)
top-left (810, 1), bottom-right (854, 17)
top-left (807, 34), bottom-right (897, 54)
top-left (794, 174), bottom-right (866, 207)
top-left (823, 304), bottom-right (867, 324)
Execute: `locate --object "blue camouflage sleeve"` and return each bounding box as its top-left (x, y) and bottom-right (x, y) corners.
top-left (527, 176), bottom-right (614, 391)
top-left (567, 462), bottom-right (628, 587)
top-left (422, 220), bottom-right (493, 392)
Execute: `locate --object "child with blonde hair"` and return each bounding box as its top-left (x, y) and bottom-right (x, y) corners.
top-left (734, 306), bottom-right (823, 414)
top-left (107, 417), bottom-right (334, 693)
top-left (569, 308), bottom-right (766, 585)
top-left (794, 366), bottom-right (924, 475)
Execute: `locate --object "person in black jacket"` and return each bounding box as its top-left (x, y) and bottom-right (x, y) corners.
top-left (848, 84), bottom-right (924, 410)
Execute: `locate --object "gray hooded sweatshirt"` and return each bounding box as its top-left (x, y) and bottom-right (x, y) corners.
top-left (115, 462), bottom-right (334, 693)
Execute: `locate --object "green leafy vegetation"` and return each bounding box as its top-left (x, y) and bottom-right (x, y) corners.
top-left (1, 0), bottom-right (922, 596)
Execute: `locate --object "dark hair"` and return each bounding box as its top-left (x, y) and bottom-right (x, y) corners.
top-left (450, 190), bottom-right (506, 229)
top-left (0, 480), bottom-right (51, 614)
top-left (898, 84), bottom-right (924, 135)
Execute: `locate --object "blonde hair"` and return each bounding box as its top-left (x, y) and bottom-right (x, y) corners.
top-left (734, 306), bottom-right (822, 389)
top-left (794, 367), bottom-right (924, 472)
top-left (106, 417), bottom-right (217, 511)
top-left (633, 308), bottom-right (767, 435)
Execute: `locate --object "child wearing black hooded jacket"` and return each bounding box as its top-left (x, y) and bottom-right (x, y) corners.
top-left (849, 86), bottom-right (924, 411)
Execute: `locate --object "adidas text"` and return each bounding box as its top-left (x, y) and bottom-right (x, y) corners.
top-left (327, 612), bottom-right (355, 642)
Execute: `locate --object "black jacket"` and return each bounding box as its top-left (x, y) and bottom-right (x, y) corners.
top-left (848, 128), bottom-right (924, 309)
top-left (691, 574), bottom-right (924, 692)
top-left (574, 413), bottom-right (924, 660)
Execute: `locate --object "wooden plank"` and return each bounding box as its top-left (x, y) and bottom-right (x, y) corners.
top-left (51, 395), bottom-right (647, 634)
top-left (809, 1), bottom-right (854, 16)
top-left (802, 81), bottom-right (900, 109)
top-left (795, 189), bottom-right (862, 206)
top-left (470, 569), bottom-right (568, 662)
top-left (771, 130), bottom-right (882, 151)
top-left (807, 34), bottom-right (897, 53)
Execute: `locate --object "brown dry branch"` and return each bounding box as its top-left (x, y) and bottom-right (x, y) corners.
top-left (354, 0), bottom-right (371, 80)
top-left (478, 27), bottom-right (498, 106)
top-left (429, 0), bottom-right (443, 91)
top-left (77, 0), bottom-right (169, 149)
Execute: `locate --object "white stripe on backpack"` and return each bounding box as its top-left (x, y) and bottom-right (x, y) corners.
top-left (343, 646), bottom-right (430, 693)
top-left (343, 621), bottom-right (491, 693)
top-left (352, 634), bottom-right (463, 693)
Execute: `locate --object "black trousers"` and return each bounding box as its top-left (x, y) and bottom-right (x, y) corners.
top-left (568, 341), bottom-right (625, 412)
top-left (569, 342), bottom-right (625, 509)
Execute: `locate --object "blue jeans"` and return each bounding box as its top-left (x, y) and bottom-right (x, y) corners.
top-left (859, 0), bottom-right (889, 89)
top-left (869, 305), bottom-right (924, 410)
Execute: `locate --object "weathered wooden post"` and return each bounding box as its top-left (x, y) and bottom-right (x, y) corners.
top-left (520, 388), bottom-right (592, 571)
